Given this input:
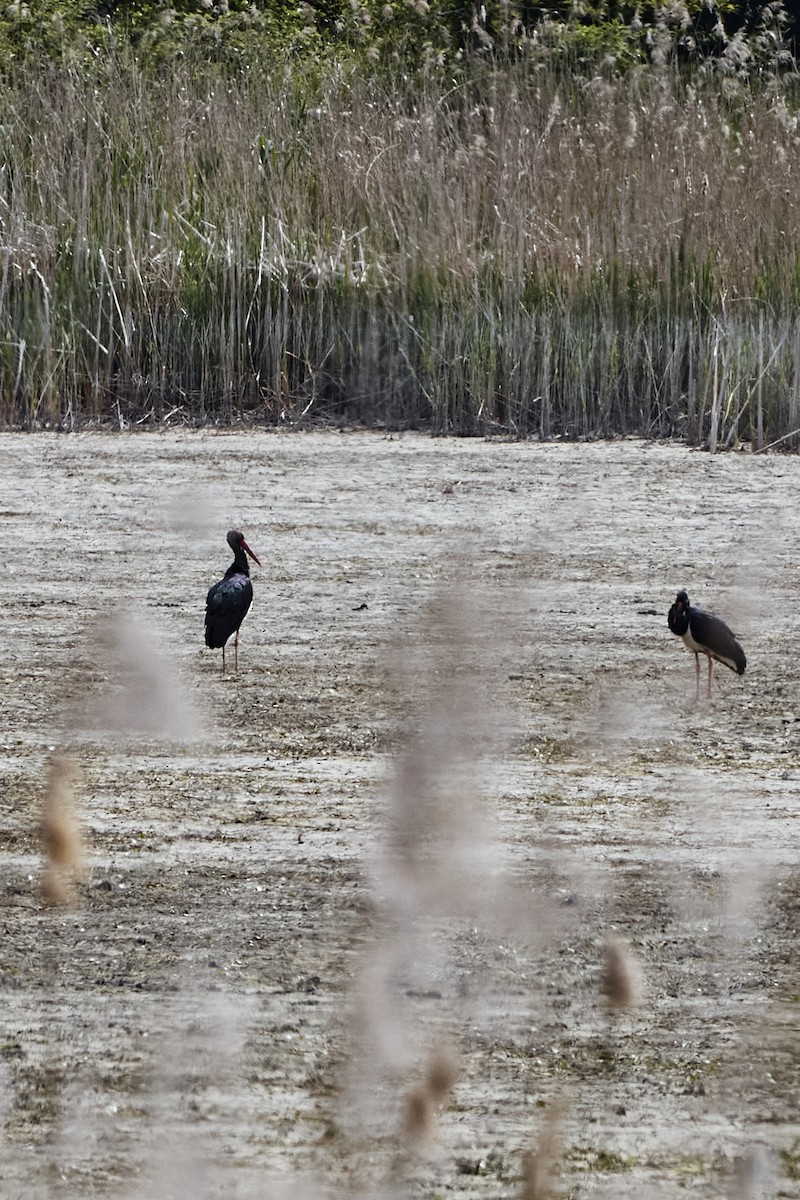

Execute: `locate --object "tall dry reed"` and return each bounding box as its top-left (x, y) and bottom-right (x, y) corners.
top-left (2, 55), bottom-right (800, 443)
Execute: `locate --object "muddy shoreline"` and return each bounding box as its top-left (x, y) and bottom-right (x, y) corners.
top-left (1, 431), bottom-right (799, 1198)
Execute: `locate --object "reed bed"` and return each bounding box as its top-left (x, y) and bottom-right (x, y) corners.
top-left (2, 52), bottom-right (800, 442)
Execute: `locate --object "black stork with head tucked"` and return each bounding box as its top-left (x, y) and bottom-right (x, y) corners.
top-left (668, 589), bottom-right (746, 699)
top-left (205, 530), bottom-right (262, 672)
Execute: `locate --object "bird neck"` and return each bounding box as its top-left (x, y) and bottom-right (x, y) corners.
top-left (225, 548), bottom-right (250, 578)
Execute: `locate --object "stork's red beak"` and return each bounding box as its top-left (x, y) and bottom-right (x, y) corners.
top-left (242, 538), bottom-right (261, 567)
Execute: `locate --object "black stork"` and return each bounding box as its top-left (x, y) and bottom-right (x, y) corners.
top-left (668, 589), bottom-right (746, 699)
top-left (204, 530), bottom-right (261, 672)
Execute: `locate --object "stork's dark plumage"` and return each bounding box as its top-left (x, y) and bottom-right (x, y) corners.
top-left (668, 589), bottom-right (746, 698)
top-left (205, 530), bottom-right (261, 672)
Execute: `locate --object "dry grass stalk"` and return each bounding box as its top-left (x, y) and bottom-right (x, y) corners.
top-left (732, 1147), bottom-right (775, 1199)
top-left (520, 1099), bottom-right (565, 1200)
top-left (40, 752), bottom-right (84, 907)
top-left (82, 609), bottom-right (202, 740)
top-left (603, 936), bottom-right (646, 1010)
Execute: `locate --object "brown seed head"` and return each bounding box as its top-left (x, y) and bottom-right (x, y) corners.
top-left (520, 1099), bottom-right (565, 1200)
top-left (603, 936), bottom-right (645, 1010)
top-left (40, 752), bottom-right (84, 907)
top-left (425, 1045), bottom-right (458, 1102)
top-left (402, 1085), bottom-right (435, 1145)
top-left (40, 864), bottom-right (75, 908)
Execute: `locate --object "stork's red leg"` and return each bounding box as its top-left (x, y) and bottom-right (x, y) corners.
top-left (234, 629), bottom-right (240, 672)
top-left (707, 655), bottom-right (713, 699)
top-left (694, 652), bottom-right (700, 699)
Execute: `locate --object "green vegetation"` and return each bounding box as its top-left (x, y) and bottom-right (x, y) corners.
top-left (1, 2), bottom-right (799, 440)
top-left (567, 1145), bottom-right (637, 1172)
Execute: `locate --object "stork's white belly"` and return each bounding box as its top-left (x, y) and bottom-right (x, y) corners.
top-left (680, 629), bottom-right (706, 655)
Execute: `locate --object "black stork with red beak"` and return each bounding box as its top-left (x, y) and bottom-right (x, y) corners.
top-left (205, 530), bottom-right (261, 672)
top-left (668, 589), bottom-right (746, 699)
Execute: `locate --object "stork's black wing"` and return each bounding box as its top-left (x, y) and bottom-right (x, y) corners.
top-left (689, 607), bottom-right (746, 674)
top-left (204, 573), bottom-right (253, 649)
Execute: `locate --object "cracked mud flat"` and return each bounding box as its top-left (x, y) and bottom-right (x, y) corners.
top-left (1, 429), bottom-right (800, 1199)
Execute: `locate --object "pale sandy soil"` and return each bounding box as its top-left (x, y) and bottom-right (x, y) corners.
top-left (1, 430), bottom-right (800, 1200)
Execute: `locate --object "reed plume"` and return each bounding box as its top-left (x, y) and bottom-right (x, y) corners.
top-left (40, 752), bottom-right (84, 907)
top-left (401, 1043), bottom-right (459, 1147)
top-left (602, 936), bottom-right (646, 1011)
top-left (520, 1100), bottom-right (565, 1200)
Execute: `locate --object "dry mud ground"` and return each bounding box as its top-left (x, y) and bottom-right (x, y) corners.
top-left (1, 430), bottom-right (800, 1200)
